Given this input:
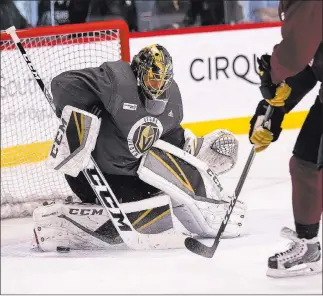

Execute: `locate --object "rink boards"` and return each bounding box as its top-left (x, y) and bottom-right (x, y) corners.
top-left (1, 23), bottom-right (320, 170)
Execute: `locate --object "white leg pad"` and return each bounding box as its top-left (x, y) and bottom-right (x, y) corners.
top-left (32, 195), bottom-right (175, 252)
top-left (173, 194), bottom-right (246, 238)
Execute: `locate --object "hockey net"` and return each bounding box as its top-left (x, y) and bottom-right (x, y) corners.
top-left (1, 20), bottom-right (130, 219)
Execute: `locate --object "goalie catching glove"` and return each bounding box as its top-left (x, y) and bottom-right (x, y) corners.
top-left (183, 129), bottom-right (239, 175)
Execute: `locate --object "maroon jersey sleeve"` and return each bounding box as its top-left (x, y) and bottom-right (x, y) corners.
top-left (270, 0), bottom-right (322, 84)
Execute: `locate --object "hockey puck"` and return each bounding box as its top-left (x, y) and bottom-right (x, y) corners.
top-left (57, 246), bottom-right (70, 253)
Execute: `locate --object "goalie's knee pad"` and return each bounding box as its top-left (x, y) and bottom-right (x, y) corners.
top-left (32, 195), bottom-right (174, 252)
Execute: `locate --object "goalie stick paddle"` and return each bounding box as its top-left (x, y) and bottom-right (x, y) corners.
top-left (6, 26), bottom-right (185, 251)
top-left (185, 105), bottom-right (274, 258)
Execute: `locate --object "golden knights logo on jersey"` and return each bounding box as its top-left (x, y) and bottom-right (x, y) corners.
top-left (127, 117), bottom-right (163, 158)
top-left (136, 124), bottom-right (158, 153)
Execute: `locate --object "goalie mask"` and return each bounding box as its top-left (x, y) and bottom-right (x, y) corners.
top-left (131, 44), bottom-right (174, 115)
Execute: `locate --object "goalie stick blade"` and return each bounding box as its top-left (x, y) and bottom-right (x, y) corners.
top-left (185, 237), bottom-right (217, 258)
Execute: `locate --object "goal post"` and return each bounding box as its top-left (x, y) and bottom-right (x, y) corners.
top-left (1, 20), bottom-right (130, 219)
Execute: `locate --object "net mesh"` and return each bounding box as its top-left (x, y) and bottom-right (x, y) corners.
top-left (1, 27), bottom-right (125, 219)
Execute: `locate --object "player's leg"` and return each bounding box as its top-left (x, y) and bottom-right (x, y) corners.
top-left (318, 134), bottom-right (323, 170)
top-left (101, 174), bottom-right (161, 203)
top-left (291, 97), bottom-right (322, 240)
top-left (64, 173), bottom-right (161, 204)
top-left (33, 173), bottom-right (174, 252)
top-left (138, 130), bottom-right (246, 239)
top-left (65, 173), bottom-right (97, 203)
top-left (32, 193), bottom-right (174, 252)
top-left (267, 97), bottom-right (323, 277)
top-left (33, 173), bottom-right (177, 251)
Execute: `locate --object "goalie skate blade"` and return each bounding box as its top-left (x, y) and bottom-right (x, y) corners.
top-left (185, 237), bottom-right (213, 258)
top-left (267, 262), bottom-right (322, 278)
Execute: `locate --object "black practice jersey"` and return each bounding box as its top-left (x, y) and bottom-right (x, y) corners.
top-left (51, 60), bottom-right (185, 176)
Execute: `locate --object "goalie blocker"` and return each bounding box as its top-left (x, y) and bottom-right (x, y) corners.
top-left (48, 105), bottom-right (101, 177)
top-left (38, 106), bottom-right (245, 251)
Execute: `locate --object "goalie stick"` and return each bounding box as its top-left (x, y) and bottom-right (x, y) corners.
top-left (185, 105), bottom-right (274, 258)
top-left (6, 26), bottom-right (185, 251)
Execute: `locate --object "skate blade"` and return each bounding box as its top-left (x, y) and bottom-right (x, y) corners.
top-left (267, 261), bottom-right (322, 278)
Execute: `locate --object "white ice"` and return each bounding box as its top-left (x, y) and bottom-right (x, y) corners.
top-left (1, 130), bottom-right (322, 294)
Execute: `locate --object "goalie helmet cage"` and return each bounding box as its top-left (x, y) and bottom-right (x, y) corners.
top-left (1, 20), bottom-right (130, 219)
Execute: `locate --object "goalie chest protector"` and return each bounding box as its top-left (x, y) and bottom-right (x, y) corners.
top-left (54, 60), bottom-right (184, 176)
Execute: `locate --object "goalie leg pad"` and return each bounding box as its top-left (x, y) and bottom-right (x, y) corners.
top-left (32, 195), bottom-right (175, 252)
top-left (138, 144), bottom-right (246, 238)
top-left (173, 197), bottom-right (246, 238)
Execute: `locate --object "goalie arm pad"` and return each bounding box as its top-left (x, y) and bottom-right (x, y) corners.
top-left (48, 105), bottom-right (101, 177)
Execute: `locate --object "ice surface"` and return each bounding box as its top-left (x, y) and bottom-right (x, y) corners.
top-left (1, 130), bottom-right (322, 294)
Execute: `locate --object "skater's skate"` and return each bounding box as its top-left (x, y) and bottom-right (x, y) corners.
top-left (267, 227), bottom-right (322, 278)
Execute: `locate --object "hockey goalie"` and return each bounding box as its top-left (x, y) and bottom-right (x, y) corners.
top-left (32, 44), bottom-right (246, 252)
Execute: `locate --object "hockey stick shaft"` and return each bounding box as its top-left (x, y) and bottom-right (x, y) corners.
top-left (185, 105), bottom-right (274, 257)
top-left (6, 26), bottom-right (184, 250)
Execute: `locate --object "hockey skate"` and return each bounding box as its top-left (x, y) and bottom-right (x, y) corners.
top-left (267, 227), bottom-right (322, 278)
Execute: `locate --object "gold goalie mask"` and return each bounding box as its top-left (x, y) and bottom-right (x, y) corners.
top-left (131, 44), bottom-right (174, 115)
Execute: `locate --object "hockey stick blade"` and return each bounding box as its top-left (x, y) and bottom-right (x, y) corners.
top-left (185, 105), bottom-right (274, 258)
top-left (185, 237), bottom-right (217, 258)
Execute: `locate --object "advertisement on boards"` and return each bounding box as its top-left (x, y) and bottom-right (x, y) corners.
top-left (130, 26), bottom-right (319, 126)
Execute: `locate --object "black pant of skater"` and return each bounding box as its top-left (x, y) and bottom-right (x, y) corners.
top-left (293, 96), bottom-right (323, 165)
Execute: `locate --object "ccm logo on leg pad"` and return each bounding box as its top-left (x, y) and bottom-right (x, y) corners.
top-left (69, 208), bottom-right (104, 215)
